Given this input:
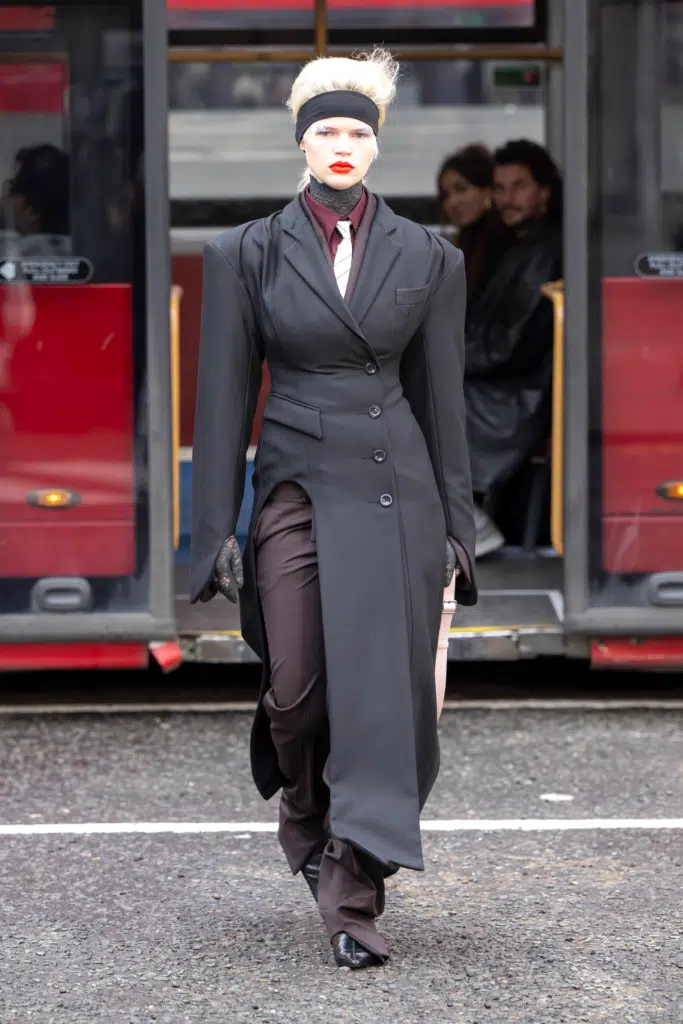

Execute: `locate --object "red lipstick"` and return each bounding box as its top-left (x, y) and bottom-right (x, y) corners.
top-left (329, 162), bottom-right (354, 173)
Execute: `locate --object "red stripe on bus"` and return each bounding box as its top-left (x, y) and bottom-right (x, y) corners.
top-left (603, 434), bottom-right (683, 445)
top-left (0, 6), bottom-right (55, 31)
top-left (0, 644), bottom-right (149, 672)
top-left (168, 0), bottom-right (530, 9)
top-left (592, 638), bottom-right (683, 669)
top-left (0, 63), bottom-right (66, 114)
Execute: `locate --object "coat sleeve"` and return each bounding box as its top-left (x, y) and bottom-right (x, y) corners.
top-left (400, 248), bottom-right (477, 605)
top-left (189, 240), bottom-right (263, 603)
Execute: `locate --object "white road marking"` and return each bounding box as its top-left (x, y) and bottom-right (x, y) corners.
top-left (1, 699), bottom-right (682, 715)
top-left (2, 819), bottom-right (683, 837)
top-left (1, 822), bottom-right (278, 836)
top-left (421, 818), bottom-right (683, 831)
top-left (0, 702), bottom-right (257, 715)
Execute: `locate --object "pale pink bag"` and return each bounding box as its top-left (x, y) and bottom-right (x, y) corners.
top-left (435, 570), bottom-right (458, 719)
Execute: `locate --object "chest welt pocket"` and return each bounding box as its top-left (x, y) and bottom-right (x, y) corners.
top-left (263, 393), bottom-right (323, 439)
top-left (396, 283), bottom-right (432, 305)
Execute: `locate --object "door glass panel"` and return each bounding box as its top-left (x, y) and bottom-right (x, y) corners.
top-left (0, 0), bottom-right (151, 616)
top-left (169, 59), bottom-right (304, 206)
top-left (169, 57), bottom-right (545, 218)
top-left (588, 0), bottom-right (683, 608)
top-left (366, 58), bottom-right (544, 220)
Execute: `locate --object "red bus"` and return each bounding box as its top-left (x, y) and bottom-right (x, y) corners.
top-left (1, 0), bottom-right (682, 672)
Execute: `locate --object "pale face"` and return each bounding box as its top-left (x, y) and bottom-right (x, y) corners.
top-left (2, 163), bottom-right (39, 235)
top-left (440, 169), bottom-right (491, 228)
top-left (299, 116), bottom-right (377, 190)
top-left (493, 163), bottom-right (550, 229)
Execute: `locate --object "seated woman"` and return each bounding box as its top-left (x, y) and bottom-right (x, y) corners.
top-left (437, 144), bottom-right (510, 307)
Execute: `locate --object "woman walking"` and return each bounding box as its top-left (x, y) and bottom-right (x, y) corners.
top-left (190, 48), bottom-right (477, 969)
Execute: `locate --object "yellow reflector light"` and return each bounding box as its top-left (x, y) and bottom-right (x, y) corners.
top-left (28, 489), bottom-right (79, 508)
top-left (657, 481), bottom-right (683, 501)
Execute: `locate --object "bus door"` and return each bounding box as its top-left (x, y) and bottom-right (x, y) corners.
top-left (0, 0), bottom-right (174, 661)
top-left (563, 0), bottom-right (683, 664)
top-left (167, 0), bottom-right (569, 662)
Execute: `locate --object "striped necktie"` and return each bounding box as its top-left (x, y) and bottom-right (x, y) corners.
top-left (333, 219), bottom-right (353, 298)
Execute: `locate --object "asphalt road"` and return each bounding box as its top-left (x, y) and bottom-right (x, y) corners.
top-left (2, 706), bottom-right (683, 1023)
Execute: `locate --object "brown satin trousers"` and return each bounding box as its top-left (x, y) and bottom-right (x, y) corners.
top-left (254, 481), bottom-right (388, 959)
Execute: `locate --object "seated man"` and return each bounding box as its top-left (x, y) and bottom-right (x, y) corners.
top-left (1, 144), bottom-right (70, 259)
top-left (464, 139), bottom-right (563, 556)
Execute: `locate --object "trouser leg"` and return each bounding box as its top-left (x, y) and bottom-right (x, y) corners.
top-left (318, 839), bottom-right (389, 960)
top-left (255, 483), bottom-right (388, 957)
top-left (255, 484), bottom-right (329, 873)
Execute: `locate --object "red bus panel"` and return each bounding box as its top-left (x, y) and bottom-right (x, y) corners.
top-left (602, 278), bottom-right (683, 574)
top-left (0, 284), bottom-right (135, 577)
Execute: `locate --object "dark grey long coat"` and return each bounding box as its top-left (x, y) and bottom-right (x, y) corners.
top-left (190, 193), bottom-right (477, 872)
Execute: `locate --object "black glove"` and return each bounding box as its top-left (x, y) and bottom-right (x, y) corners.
top-left (444, 538), bottom-right (459, 588)
top-left (212, 535), bottom-right (244, 603)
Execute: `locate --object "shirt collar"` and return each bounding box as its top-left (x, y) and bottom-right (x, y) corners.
top-left (304, 186), bottom-right (367, 246)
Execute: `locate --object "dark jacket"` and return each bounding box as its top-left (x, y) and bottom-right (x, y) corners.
top-left (456, 209), bottom-right (511, 305)
top-left (463, 218), bottom-right (562, 493)
top-left (190, 192), bottom-right (476, 872)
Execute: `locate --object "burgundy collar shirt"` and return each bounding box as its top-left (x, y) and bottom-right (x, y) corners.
top-left (304, 186), bottom-right (368, 259)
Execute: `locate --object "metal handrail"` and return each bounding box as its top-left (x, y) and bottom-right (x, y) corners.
top-left (541, 280), bottom-right (564, 556)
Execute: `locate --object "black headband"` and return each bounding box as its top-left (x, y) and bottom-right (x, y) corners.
top-left (295, 90), bottom-right (380, 144)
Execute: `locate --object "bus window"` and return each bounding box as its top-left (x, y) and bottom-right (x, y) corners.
top-left (588, 0), bottom-right (683, 607)
top-left (0, 1), bottom-right (153, 618)
top-left (169, 49), bottom-right (546, 459)
top-left (327, 0), bottom-right (539, 32)
top-left (170, 56), bottom-right (545, 210)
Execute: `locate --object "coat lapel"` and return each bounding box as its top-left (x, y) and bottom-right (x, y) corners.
top-left (281, 195), bottom-right (366, 343)
top-left (348, 196), bottom-right (402, 327)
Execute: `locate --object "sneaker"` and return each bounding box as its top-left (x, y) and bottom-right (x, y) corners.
top-left (474, 505), bottom-right (505, 558)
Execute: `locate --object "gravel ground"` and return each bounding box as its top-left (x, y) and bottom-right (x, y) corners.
top-left (2, 708), bottom-right (683, 1022)
top-left (2, 831), bottom-right (682, 1023)
top-left (1, 709), bottom-right (682, 824)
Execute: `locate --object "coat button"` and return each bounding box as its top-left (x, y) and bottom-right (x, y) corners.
top-left (373, 449), bottom-right (387, 463)
top-left (380, 494), bottom-right (393, 507)
top-left (369, 404), bottom-right (382, 419)
top-left (365, 362), bottom-right (378, 375)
